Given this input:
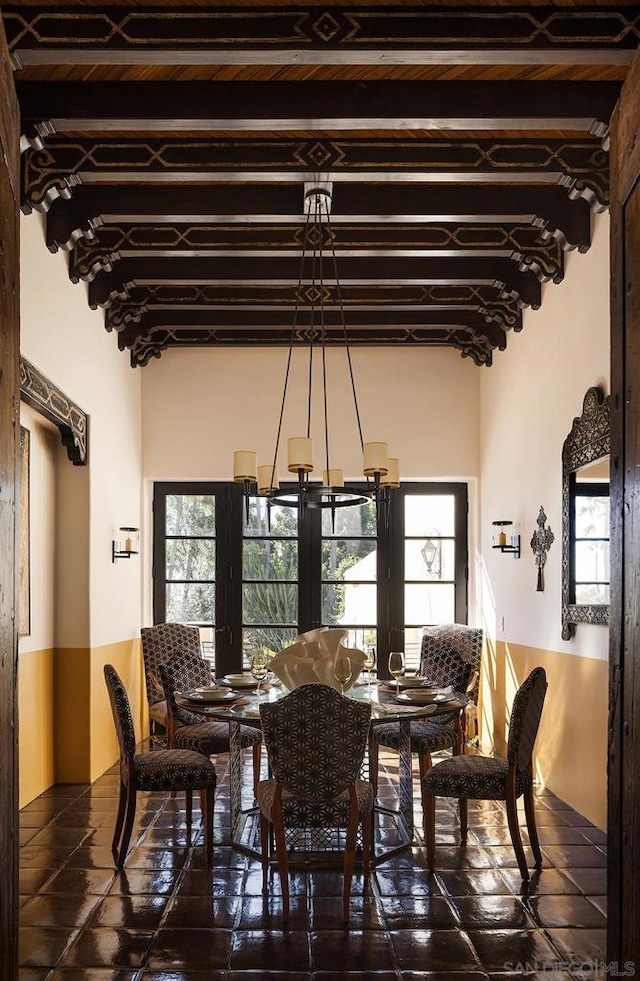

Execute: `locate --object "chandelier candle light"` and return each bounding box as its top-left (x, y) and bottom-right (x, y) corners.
top-left (233, 182), bottom-right (399, 524)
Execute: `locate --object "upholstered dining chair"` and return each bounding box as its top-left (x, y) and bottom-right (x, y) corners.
top-left (159, 657), bottom-right (262, 796)
top-left (103, 664), bottom-right (217, 867)
top-left (257, 683), bottom-right (374, 924)
top-left (141, 622), bottom-right (203, 746)
top-left (423, 666), bottom-right (548, 881)
top-left (369, 644), bottom-right (472, 836)
top-left (420, 623), bottom-right (483, 739)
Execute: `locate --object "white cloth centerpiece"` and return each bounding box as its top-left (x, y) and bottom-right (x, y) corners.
top-left (269, 627), bottom-right (366, 693)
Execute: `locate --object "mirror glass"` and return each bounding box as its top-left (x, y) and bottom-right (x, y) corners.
top-left (572, 457), bottom-right (610, 606)
top-left (561, 387), bottom-right (610, 640)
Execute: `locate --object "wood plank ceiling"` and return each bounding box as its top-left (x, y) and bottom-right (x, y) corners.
top-left (5, 1), bottom-right (638, 367)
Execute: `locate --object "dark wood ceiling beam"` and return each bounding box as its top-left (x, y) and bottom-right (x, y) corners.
top-left (45, 183), bottom-right (592, 253)
top-left (68, 220), bottom-right (564, 285)
top-left (105, 283), bottom-right (522, 334)
top-left (86, 253), bottom-right (543, 310)
top-left (16, 80), bottom-right (620, 141)
top-left (117, 305), bottom-right (513, 339)
top-left (21, 135), bottom-right (610, 213)
top-left (5, 5), bottom-right (638, 68)
top-left (124, 323), bottom-right (504, 369)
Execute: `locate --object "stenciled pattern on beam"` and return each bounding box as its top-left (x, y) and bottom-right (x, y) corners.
top-left (19, 356), bottom-right (87, 465)
top-left (21, 137), bottom-right (610, 214)
top-left (105, 283), bottom-right (522, 333)
top-left (5, 6), bottom-right (640, 57)
top-left (66, 220), bottom-right (565, 285)
top-left (125, 322), bottom-right (503, 369)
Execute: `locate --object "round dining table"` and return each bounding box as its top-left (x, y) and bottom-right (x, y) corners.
top-left (175, 679), bottom-right (468, 864)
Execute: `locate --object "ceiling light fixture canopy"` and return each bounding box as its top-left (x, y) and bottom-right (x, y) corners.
top-left (233, 181), bottom-right (399, 520)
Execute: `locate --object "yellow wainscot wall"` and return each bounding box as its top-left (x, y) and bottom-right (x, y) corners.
top-left (480, 639), bottom-right (608, 830)
top-left (18, 648), bottom-right (56, 809)
top-left (90, 637), bottom-right (145, 783)
top-left (19, 638), bottom-right (144, 806)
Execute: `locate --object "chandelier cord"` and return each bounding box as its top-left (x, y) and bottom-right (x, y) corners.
top-left (326, 205), bottom-right (365, 455)
top-left (319, 195), bottom-right (331, 481)
top-left (306, 193), bottom-right (320, 440)
top-left (270, 196), bottom-right (315, 488)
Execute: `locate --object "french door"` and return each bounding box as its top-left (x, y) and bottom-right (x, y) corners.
top-left (153, 481), bottom-right (468, 678)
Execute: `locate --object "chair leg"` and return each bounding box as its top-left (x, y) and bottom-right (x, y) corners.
top-left (272, 798), bottom-right (290, 924)
top-left (185, 790), bottom-right (193, 842)
top-left (459, 798), bottom-right (468, 845)
top-left (361, 810), bottom-right (373, 877)
top-left (112, 778), bottom-right (127, 852)
top-left (252, 742), bottom-right (262, 799)
top-left (418, 749), bottom-right (433, 841)
top-left (118, 786), bottom-right (138, 868)
top-left (202, 788), bottom-right (214, 867)
top-left (523, 784), bottom-right (542, 867)
top-left (369, 736), bottom-right (380, 796)
top-left (343, 790), bottom-right (360, 923)
top-left (424, 792), bottom-right (436, 871)
top-left (259, 811), bottom-right (270, 893)
top-left (506, 772), bottom-right (529, 881)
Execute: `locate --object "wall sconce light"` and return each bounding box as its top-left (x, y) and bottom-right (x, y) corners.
top-left (492, 520), bottom-right (521, 559)
top-left (112, 527), bottom-right (139, 563)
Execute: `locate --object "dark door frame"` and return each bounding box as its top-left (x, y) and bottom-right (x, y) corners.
top-left (608, 46), bottom-right (640, 968)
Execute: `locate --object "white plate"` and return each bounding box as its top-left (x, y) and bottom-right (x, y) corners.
top-left (182, 688), bottom-right (240, 703)
top-left (395, 675), bottom-right (436, 690)
top-left (398, 689), bottom-right (452, 705)
top-left (221, 673), bottom-right (258, 689)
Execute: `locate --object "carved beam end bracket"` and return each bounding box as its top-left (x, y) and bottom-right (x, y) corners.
top-left (19, 356), bottom-right (88, 465)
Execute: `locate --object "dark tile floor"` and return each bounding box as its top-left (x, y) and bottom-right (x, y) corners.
top-left (19, 745), bottom-right (607, 979)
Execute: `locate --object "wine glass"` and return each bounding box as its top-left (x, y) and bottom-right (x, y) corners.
top-left (363, 645), bottom-right (376, 696)
top-left (388, 650), bottom-right (405, 698)
top-left (334, 655), bottom-right (353, 695)
top-left (250, 649), bottom-right (270, 699)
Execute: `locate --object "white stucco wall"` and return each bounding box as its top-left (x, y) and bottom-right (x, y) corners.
top-left (480, 210), bottom-right (610, 659)
top-left (142, 345), bottom-right (480, 480)
top-left (20, 212), bottom-right (143, 649)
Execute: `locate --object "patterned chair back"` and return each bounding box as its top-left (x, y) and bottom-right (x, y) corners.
top-left (104, 664), bottom-right (136, 759)
top-left (507, 667), bottom-right (548, 776)
top-left (260, 684), bottom-right (371, 801)
top-left (159, 655), bottom-right (212, 726)
top-left (420, 624), bottom-right (483, 697)
top-left (141, 623), bottom-right (202, 706)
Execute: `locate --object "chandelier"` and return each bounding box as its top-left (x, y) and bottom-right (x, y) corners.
top-left (233, 182), bottom-right (399, 521)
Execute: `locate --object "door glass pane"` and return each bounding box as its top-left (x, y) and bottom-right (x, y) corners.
top-left (166, 582), bottom-right (215, 623)
top-left (166, 539), bottom-right (215, 580)
top-left (323, 582), bottom-right (376, 625)
top-left (166, 494), bottom-right (215, 536)
top-left (322, 499), bottom-right (377, 537)
top-left (322, 539), bottom-right (376, 581)
top-left (403, 626), bottom-right (424, 673)
top-left (242, 626), bottom-right (298, 663)
top-left (405, 539), bottom-right (455, 581)
top-left (243, 582), bottom-right (297, 625)
top-left (405, 495), bottom-right (455, 537)
top-left (405, 583), bottom-right (455, 626)
top-left (245, 499), bottom-right (298, 538)
top-left (243, 540), bottom-right (298, 580)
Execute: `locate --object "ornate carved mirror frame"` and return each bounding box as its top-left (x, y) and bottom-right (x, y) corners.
top-left (561, 386), bottom-right (610, 640)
